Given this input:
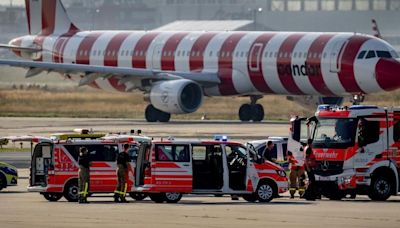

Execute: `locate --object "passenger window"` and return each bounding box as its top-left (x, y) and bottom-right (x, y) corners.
top-left (365, 50), bottom-right (376, 59)
top-left (155, 145), bottom-right (190, 162)
top-left (192, 146), bottom-right (207, 160)
top-left (376, 51), bottom-right (392, 58)
top-left (358, 119), bottom-right (380, 147)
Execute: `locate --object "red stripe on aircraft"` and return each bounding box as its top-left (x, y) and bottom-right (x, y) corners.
top-left (306, 34), bottom-right (335, 96)
top-left (132, 32), bottom-right (159, 69)
top-left (189, 32), bottom-right (217, 72)
top-left (104, 32), bottom-right (131, 67)
top-left (276, 33), bottom-right (306, 95)
top-left (52, 30), bottom-right (79, 63)
top-left (247, 33), bottom-right (275, 93)
top-left (75, 32), bottom-right (103, 65)
top-left (41, 0), bottom-right (56, 35)
top-left (218, 33), bottom-right (246, 96)
top-left (337, 36), bottom-right (369, 93)
top-left (161, 32), bottom-right (189, 71)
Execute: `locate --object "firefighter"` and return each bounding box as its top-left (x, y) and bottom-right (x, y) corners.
top-left (287, 151), bottom-right (306, 199)
top-left (78, 147), bottom-right (90, 204)
top-left (303, 138), bottom-right (317, 201)
top-left (114, 144), bottom-right (134, 203)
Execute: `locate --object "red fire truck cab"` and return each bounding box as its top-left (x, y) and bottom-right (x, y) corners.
top-left (133, 137), bottom-right (288, 203)
top-left (288, 105), bottom-right (400, 200)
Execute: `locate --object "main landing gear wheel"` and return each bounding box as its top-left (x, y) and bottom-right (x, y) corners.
top-left (145, 104), bottom-right (171, 122)
top-left (238, 96), bottom-right (264, 122)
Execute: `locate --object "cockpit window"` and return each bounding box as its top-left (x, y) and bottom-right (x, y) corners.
top-left (357, 51), bottom-right (366, 59)
top-left (365, 50), bottom-right (376, 59)
top-left (376, 51), bottom-right (392, 58)
top-left (391, 51), bottom-right (399, 58)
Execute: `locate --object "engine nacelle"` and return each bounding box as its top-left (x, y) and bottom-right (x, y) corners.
top-left (287, 96), bottom-right (344, 110)
top-left (150, 79), bottom-right (203, 114)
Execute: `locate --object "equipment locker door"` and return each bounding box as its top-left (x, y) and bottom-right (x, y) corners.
top-left (135, 142), bottom-right (149, 187)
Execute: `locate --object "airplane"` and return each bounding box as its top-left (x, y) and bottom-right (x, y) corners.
top-left (1, 0), bottom-right (400, 122)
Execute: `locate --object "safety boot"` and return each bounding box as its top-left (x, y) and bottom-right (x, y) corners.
top-left (114, 193), bottom-right (120, 203)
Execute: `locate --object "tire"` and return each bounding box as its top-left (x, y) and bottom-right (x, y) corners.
top-left (326, 192), bottom-right (345, 201)
top-left (63, 180), bottom-right (79, 202)
top-left (149, 193), bottom-right (165, 203)
top-left (242, 194), bottom-right (258, 202)
top-left (162, 192), bottom-right (182, 203)
top-left (145, 105), bottom-right (158, 122)
top-left (239, 104), bottom-right (252, 122)
top-left (129, 192), bottom-right (148, 201)
top-left (158, 111), bottom-right (171, 123)
top-left (43, 193), bottom-right (63, 202)
top-left (256, 181), bottom-right (275, 203)
top-left (368, 175), bottom-right (392, 201)
top-left (252, 104), bottom-right (264, 122)
top-left (214, 194), bottom-right (223, 197)
top-left (0, 173), bottom-right (6, 191)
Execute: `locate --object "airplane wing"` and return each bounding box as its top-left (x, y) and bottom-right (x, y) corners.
top-left (0, 44), bottom-right (41, 53)
top-left (0, 59), bottom-right (220, 90)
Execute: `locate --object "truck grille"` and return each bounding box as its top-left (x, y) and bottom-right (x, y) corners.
top-left (314, 161), bottom-right (343, 176)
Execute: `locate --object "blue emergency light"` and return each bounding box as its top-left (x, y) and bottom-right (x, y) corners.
top-left (214, 135), bottom-right (228, 141)
top-left (317, 105), bottom-right (331, 111)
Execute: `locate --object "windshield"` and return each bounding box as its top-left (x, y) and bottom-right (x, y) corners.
top-left (312, 118), bottom-right (358, 149)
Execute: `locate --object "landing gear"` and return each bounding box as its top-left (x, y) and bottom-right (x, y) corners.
top-left (238, 96), bottom-right (264, 122)
top-left (145, 104), bottom-right (171, 122)
top-left (351, 94), bottom-right (365, 105)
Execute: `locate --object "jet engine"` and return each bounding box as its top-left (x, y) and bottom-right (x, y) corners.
top-left (150, 79), bottom-right (203, 114)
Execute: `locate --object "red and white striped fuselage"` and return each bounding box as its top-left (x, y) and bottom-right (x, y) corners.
top-left (11, 30), bottom-right (400, 97)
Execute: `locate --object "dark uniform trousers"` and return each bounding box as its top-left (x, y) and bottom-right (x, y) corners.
top-left (79, 165), bottom-right (90, 201)
top-left (114, 164), bottom-right (128, 200)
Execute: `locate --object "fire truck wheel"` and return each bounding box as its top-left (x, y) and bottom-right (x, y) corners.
top-left (242, 194), bottom-right (258, 202)
top-left (149, 193), bottom-right (165, 203)
top-left (163, 192), bottom-right (182, 203)
top-left (368, 175), bottom-right (392, 201)
top-left (129, 192), bottom-right (148, 201)
top-left (63, 180), bottom-right (79, 202)
top-left (0, 173), bottom-right (6, 191)
top-left (256, 181), bottom-right (275, 203)
top-left (326, 191), bottom-right (345, 201)
top-left (43, 193), bottom-right (63, 202)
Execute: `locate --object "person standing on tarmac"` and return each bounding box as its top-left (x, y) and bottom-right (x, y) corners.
top-left (303, 138), bottom-right (317, 201)
top-left (287, 151), bottom-right (306, 199)
top-left (78, 147), bottom-right (91, 204)
top-left (114, 144), bottom-right (134, 203)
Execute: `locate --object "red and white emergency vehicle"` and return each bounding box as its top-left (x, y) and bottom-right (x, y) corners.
top-left (133, 136), bottom-right (288, 203)
top-left (3, 131), bottom-right (150, 202)
top-left (288, 105), bottom-right (400, 200)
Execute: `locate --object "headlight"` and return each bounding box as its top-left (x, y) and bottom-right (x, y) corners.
top-left (339, 175), bottom-right (353, 184)
top-left (277, 170), bottom-right (286, 177)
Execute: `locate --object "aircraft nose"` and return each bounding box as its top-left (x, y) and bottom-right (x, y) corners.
top-left (375, 58), bottom-right (400, 91)
top-left (9, 37), bottom-right (22, 47)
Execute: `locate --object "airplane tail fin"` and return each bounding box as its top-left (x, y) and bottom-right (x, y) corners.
top-left (371, 19), bottom-right (382, 39)
top-left (24, 0), bottom-right (79, 35)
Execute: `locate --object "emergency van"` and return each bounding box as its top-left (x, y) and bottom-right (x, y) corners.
top-left (288, 105), bottom-right (400, 200)
top-left (3, 131), bottom-right (150, 202)
top-left (133, 137), bottom-right (288, 203)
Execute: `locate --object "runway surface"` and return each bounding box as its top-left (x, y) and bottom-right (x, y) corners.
top-left (0, 171), bottom-right (399, 228)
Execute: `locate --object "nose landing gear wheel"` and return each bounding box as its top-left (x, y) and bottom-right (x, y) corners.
top-left (239, 104), bottom-right (264, 122)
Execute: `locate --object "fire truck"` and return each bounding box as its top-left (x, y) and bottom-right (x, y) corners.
top-left (2, 131), bottom-right (151, 202)
top-left (288, 105), bottom-right (400, 200)
top-left (133, 136), bottom-right (288, 203)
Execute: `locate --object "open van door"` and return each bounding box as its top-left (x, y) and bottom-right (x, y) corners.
top-left (287, 117), bottom-right (308, 166)
top-left (1, 136), bottom-right (53, 187)
top-left (135, 142), bottom-right (149, 187)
